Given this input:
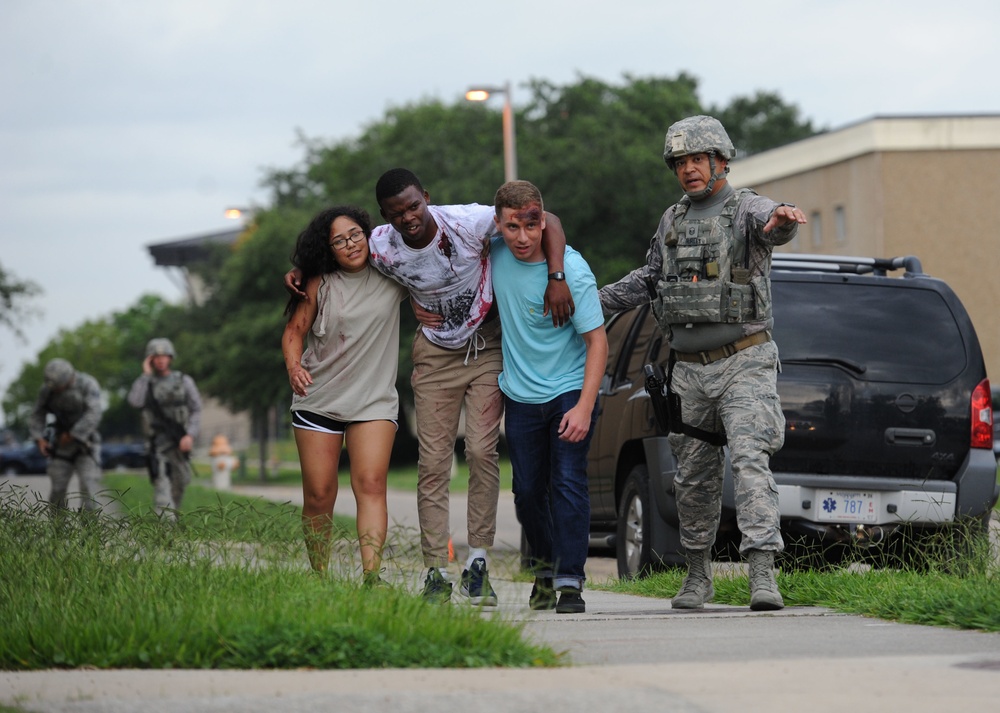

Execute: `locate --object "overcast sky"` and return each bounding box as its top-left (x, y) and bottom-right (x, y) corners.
top-left (2, 0), bottom-right (998, 421)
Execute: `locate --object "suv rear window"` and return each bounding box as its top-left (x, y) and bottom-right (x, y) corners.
top-left (772, 279), bottom-right (967, 385)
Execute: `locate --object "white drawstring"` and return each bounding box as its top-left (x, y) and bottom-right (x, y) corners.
top-left (464, 330), bottom-right (486, 366)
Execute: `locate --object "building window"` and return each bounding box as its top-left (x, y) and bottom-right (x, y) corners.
top-left (834, 205), bottom-right (847, 244)
top-left (810, 211), bottom-right (822, 249)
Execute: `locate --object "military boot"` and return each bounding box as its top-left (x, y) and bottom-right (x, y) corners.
top-left (747, 549), bottom-right (784, 611)
top-left (671, 548), bottom-right (714, 609)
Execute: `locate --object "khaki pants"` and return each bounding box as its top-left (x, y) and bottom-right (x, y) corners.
top-left (411, 319), bottom-right (503, 568)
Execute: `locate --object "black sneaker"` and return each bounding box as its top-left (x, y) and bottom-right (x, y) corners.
top-left (459, 557), bottom-right (498, 606)
top-left (529, 577), bottom-right (556, 610)
top-left (363, 571), bottom-right (390, 589)
top-left (421, 568), bottom-right (452, 603)
top-left (556, 589), bottom-right (586, 614)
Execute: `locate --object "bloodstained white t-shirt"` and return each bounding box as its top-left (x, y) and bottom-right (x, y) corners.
top-left (368, 204), bottom-right (498, 349)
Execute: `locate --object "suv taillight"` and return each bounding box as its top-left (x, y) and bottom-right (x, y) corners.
top-left (971, 379), bottom-right (993, 449)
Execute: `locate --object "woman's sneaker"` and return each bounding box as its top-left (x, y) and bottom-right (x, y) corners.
top-left (459, 557), bottom-right (498, 607)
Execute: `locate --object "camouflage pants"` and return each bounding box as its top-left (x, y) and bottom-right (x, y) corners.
top-left (151, 446), bottom-right (193, 519)
top-left (48, 445), bottom-right (102, 511)
top-left (667, 341), bottom-right (785, 553)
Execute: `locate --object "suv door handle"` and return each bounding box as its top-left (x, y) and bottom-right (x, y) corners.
top-left (884, 428), bottom-right (936, 446)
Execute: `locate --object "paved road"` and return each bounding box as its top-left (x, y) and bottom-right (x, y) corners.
top-left (4, 473), bottom-right (1000, 712)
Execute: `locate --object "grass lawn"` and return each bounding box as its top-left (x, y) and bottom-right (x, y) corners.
top-left (0, 481), bottom-right (560, 671)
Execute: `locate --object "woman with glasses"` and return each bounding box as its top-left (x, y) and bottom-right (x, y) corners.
top-left (282, 205), bottom-right (408, 585)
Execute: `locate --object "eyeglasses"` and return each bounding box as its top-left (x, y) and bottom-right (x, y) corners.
top-left (330, 229), bottom-right (366, 251)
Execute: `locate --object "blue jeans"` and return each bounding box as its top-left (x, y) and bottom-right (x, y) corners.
top-left (505, 391), bottom-right (595, 590)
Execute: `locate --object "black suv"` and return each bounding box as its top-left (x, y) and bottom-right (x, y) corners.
top-left (587, 254), bottom-right (998, 576)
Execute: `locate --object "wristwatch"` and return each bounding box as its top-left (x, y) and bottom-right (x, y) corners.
top-left (548, 271), bottom-right (566, 281)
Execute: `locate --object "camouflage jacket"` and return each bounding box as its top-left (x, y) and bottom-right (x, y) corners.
top-left (29, 371), bottom-right (104, 444)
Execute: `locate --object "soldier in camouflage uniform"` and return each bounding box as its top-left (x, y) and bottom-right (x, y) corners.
top-left (599, 115), bottom-right (806, 611)
top-left (127, 338), bottom-right (202, 519)
top-left (29, 358), bottom-right (105, 511)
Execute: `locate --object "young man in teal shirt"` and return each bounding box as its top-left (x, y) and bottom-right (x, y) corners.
top-left (491, 180), bottom-right (608, 613)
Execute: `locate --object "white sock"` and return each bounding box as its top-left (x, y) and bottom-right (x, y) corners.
top-left (466, 548), bottom-right (487, 569)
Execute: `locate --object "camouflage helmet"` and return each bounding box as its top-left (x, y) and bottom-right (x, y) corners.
top-left (663, 115), bottom-right (736, 169)
top-left (145, 338), bottom-right (176, 359)
top-left (43, 358), bottom-right (76, 388)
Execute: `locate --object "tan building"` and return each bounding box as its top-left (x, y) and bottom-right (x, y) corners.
top-left (729, 114), bottom-right (1000, 385)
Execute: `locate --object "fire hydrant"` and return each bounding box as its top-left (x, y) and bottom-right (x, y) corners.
top-left (208, 434), bottom-right (239, 490)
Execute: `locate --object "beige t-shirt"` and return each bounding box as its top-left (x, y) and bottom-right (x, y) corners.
top-left (291, 265), bottom-right (408, 422)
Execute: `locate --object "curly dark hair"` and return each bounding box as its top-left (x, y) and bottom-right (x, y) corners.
top-left (375, 168), bottom-right (423, 204)
top-left (284, 205), bottom-right (371, 316)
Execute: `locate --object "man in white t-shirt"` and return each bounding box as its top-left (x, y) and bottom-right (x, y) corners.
top-left (286, 168), bottom-right (574, 605)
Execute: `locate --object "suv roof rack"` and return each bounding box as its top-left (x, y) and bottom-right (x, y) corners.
top-left (772, 253), bottom-right (925, 277)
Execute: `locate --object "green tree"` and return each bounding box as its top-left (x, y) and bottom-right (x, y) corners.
top-left (0, 261), bottom-right (42, 341)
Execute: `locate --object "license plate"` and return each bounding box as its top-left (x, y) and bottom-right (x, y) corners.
top-left (817, 491), bottom-right (879, 523)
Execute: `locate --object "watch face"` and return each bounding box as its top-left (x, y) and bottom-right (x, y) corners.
top-left (549, 271), bottom-right (566, 281)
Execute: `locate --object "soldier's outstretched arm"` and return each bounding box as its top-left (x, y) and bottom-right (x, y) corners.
top-left (763, 204), bottom-right (807, 234)
top-left (599, 218), bottom-right (667, 315)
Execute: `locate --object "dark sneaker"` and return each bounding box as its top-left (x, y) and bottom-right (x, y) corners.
top-left (421, 568), bottom-right (452, 603)
top-left (459, 557), bottom-right (498, 606)
top-left (529, 577), bottom-right (556, 610)
top-left (556, 589), bottom-right (586, 614)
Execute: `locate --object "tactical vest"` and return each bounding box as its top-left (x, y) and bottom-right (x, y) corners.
top-left (47, 384), bottom-right (90, 433)
top-left (652, 188), bottom-right (773, 330)
top-left (147, 372), bottom-right (190, 433)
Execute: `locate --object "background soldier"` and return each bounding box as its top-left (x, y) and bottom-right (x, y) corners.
top-left (127, 338), bottom-right (202, 519)
top-left (600, 115), bottom-right (806, 611)
top-left (29, 358), bottom-right (104, 511)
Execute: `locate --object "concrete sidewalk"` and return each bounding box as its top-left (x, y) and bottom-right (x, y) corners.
top-left (4, 475), bottom-right (1000, 712)
top-left (5, 581), bottom-right (1000, 713)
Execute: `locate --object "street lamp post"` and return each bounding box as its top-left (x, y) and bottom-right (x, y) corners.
top-left (465, 81), bottom-right (518, 182)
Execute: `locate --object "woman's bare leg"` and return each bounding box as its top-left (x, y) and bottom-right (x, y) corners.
top-left (344, 420), bottom-right (396, 577)
top-left (295, 427), bottom-right (344, 572)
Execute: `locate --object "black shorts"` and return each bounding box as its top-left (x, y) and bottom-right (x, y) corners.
top-left (291, 410), bottom-right (397, 435)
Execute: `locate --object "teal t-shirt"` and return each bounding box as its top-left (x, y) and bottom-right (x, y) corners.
top-left (490, 238), bottom-right (605, 404)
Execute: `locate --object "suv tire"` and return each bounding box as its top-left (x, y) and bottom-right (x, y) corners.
top-left (617, 464), bottom-right (653, 579)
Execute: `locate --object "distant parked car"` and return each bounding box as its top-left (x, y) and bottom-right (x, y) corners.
top-left (100, 442), bottom-right (147, 470)
top-left (0, 441), bottom-right (48, 475)
top-left (0, 439), bottom-right (147, 474)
